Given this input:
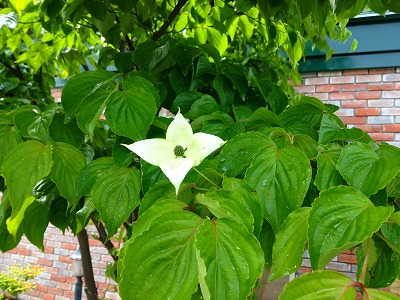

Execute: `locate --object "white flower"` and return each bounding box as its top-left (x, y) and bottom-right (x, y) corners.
top-left (123, 111), bottom-right (225, 194)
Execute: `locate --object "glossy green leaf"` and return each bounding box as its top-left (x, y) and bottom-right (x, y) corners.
top-left (245, 145), bottom-right (311, 232)
top-left (141, 160), bottom-right (168, 194)
top-left (240, 107), bottom-right (283, 128)
top-left (381, 223), bottom-right (400, 251)
top-left (119, 201), bottom-right (202, 300)
top-left (76, 157), bottom-right (115, 197)
top-left (197, 190), bottom-right (254, 233)
top-left (222, 63), bottom-right (247, 101)
top-left (22, 200), bottom-right (49, 251)
top-left (314, 143), bottom-right (343, 191)
top-left (0, 124), bottom-right (22, 169)
top-left (222, 177), bottom-right (263, 237)
top-left (308, 186), bottom-right (394, 270)
top-left (0, 200), bottom-right (22, 252)
top-left (319, 113), bottom-right (364, 144)
top-left (280, 270), bottom-right (356, 300)
top-left (105, 87), bottom-right (157, 141)
top-left (61, 70), bottom-right (116, 121)
top-left (196, 219), bottom-right (264, 300)
top-left (2, 140), bottom-right (53, 216)
top-left (337, 142), bottom-right (400, 197)
top-left (366, 288), bottom-right (400, 299)
top-left (76, 197), bottom-right (96, 233)
top-left (171, 91), bottom-right (203, 113)
top-left (292, 134), bottom-right (319, 159)
top-left (185, 95), bottom-right (220, 120)
top-left (51, 142), bottom-right (86, 206)
top-left (217, 132), bottom-right (273, 177)
top-left (269, 207), bottom-right (311, 282)
top-left (207, 27), bottom-right (228, 55)
top-left (92, 166), bottom-right (141, 238)
top-left (132, 41), bottom-right (169, 72)
top-left (139, 181), bottom-right (176, 214)
top-left (6, 195), bottom-right (35, 238)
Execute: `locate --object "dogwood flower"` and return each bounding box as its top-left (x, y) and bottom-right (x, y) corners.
top-left (123, 111), bottom-right (225, 194)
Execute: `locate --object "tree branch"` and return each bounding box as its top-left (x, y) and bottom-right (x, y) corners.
top-left (91, 216), bottom-right (118, 262)
top-left (152, 0), bottom-right (189, 41)
top-left (1, 61), bottom-right (24, 81)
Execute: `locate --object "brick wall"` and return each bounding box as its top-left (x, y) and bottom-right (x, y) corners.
top-left (295, 68), bottom-right (400, 146)
top-left (1, 67), bottom-right (400, 299)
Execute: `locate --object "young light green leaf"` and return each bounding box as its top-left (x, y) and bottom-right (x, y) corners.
top-left (0, 124), bottom-right (22, 169)
top-left (308, 186), bottom-right (394, 270)
top-left (118, 203), bottom-right (203, 300)
top-left (269, 207), bottom-right (311, 282)
top-left (92, 166), bottom-right (141, 238)
top-left (337, 142), bottom-right (400, 197)
top-left (245, 145), bottom-right (311, 232)
top-left (217, 132), bottom-right (273, 177)
top-left (0, 200), bottom-right (22, 252)
top-left (366, 288), bottom-right (400, 300)
top-left (197, 190), bottom-right (254, 233)
top-left (6, 195), bottom-right (35, 238)
top-left (51, 142), bottom-right (86, 206)
top-left (280, 270), bottom-right (356, 300)
top-left (196, 219), bottom-right (264, 300)
top-left (2, 140), bottom-right (53, 216)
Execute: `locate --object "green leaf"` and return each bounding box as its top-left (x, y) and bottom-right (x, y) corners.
top-left (197, 190), bottom-right (254, 233)
top-left (76, 197), bottom-right (96, 233)
top-left (213, 75), bottom-right (235, 107)
top-left (185, 95), bottom-right (220, 120)
top-left (132, 41), bottom-right (169, 73)
top-left (13, 105), bottom-right (58, 143)
top-left (115, 52), bottom-right (134, 73)
top-left (118, 201), bottom-right (202, 300)
top-left (335, 0), bottom-right (367, 20)
top-left (2, 141), bottom-right (53, 216)
top-left (92, 166), bottom-right (141, 238)
top-left (217, 132), bottom-right (273, 177)
top-left (49, 113), bottom-right (84, 148)
top-left (292, 134), bottom-right (319, 159)
top-left (308, 186), bottom-right (394, 270)
top-left (245, 145), bottom-right (311, 232)
top-left (0, 200), bottom-right (22, 252)
top-left (6, 195), bottom-right (35, 238)
top-left (314, 143), bottom-right (343, 191)
top-left (141, 160), bottom-right (168, 194)
top-left (105, 87), bottom-right (157, 141)
top-left (196, 219), bottom-right (264, 300)
top-left (51, 143), bottom-right (86, 206)
top-left (171, 91), bottom-right (203, 113)
top-left (22, 200), bottom-right (49, 251)
top-left (240, 107), bottom-right (283, 128)
top-left (381, 223), bottom-right (400, 251)
top-left (222, 177), bottom-right (263, 237)
top-left (319, 113), bottom-right (364, 144)
top-left (84, 0), bottom-right (107, 20)
top-left (76, 157), bottom-right (115, 197)
top-left (366, 288), bottom-right (400, 299)
top-left (337, 142), bottom-right (400, 197)
top-left (0, 124), bottom-right (22, 169)
top-left (61, 70), bottom-right (116, 121)
top-left (269, 207), bottom-right (311, 282)
top-left (249, 69), bottom-right (288, 115)
top-left (139, 181), bottom-right (176, 214)
top-left (280, 270), bottom-right (356, 300)
top-left (207, 27), bottom-right (228, 55)
top-left (169, 44), bottom-right (202, 76)
top-left (222, 63), bottom-right (247, 101)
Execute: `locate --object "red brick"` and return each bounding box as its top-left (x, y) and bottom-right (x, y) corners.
top-left (61, 242), bottom-right (77, 250)
top-left (355, 108), bottom-right (380, 116)
top-left (395, 82), bottom-right (400, 90)
top-left (330, 92), bottom-right (354, 100)
top-left (369, 68), bottom-right (396, 74)
top-left (338, 253), bottom-right (358, 264)
top-left (383, 124), bottom-right (400, 132)
top-left (17, 249), bottom-right (31, 256)
top-left (310, 92), bottom-right (328, 100)
top-left (357, 125), bottom-right (381, 133)
top-left (38, 258), bottom-right (53, 267)
top-left (59, 255), bottom-right (70, 263)
top-left (343, 69), bottom-right (368, 75)
top-left (51, 274), bottom-right (67, 282)
top-left (341, 100), bottom-right (367, 108)
top-left (330, 76), bottom-right (355, 84)
top-left (368, 82), bottom-right (394, 91)
top-left (56, 282), bottom-right (73, 290)
top-left (304, 77), bottom-right (329, 85)
top-left (316, 85), bottom-right (341, 93)
top-left (45, 266), bottom-right (59, 274)
top-left (36, 285), bottom-right (49, 293)
top-left (355, 91), bottom-right (381, 100)
top-left (63, 290), bottom-right (76, 298)
top-left (48, 287), bottom-right (63, 296)
top-left (341, 116), bottom-right (367, 125)
top-left (40, 293), bottom-right (55, 300)
top-left (356, 74), bottom-right (382, 83)
top-left (294, 85), bottom-right (316, 93)
top-left (369, 133), bottom-right (394, 141)
top-left (341, 83), bottom-right (367, 92)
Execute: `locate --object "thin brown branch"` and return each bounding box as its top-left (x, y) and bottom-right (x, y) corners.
top-left (91, 216), bottom-right (118, 262)
top-left (1, 61), bottom-right (24, 81)
top-left (152, 0), bottom-right (189, 41)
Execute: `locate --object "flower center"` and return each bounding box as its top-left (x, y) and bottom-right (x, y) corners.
top-left (174, 145), bottom-right (187, 158)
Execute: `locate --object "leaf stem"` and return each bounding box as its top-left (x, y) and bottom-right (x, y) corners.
top-left (192, 167), bottom-right (219, 189)
top-left (360, 243), bottom-right (370, 284)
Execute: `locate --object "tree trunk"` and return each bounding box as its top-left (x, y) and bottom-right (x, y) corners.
top-left (77, 229), bottom-right (98, 300)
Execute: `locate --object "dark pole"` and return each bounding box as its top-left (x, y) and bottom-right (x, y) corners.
top-left (74, 276), bottom-right (83, 300)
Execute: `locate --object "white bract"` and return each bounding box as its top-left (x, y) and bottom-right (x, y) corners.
top-left (123, 111), bottom-right (225, 194)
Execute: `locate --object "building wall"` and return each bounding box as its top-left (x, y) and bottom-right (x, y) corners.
top-left (1, 67), bottom-right (400, 299)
